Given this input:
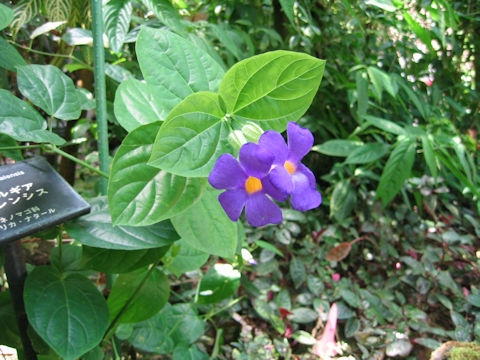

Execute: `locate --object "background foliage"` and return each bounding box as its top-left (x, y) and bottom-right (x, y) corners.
top-left (0, 0), bottom-right (479, 359)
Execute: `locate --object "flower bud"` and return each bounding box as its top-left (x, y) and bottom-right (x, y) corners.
top-left (228, 130), bottom-right (248, 151)
top-left (242, 122), bottom-right (264, 143)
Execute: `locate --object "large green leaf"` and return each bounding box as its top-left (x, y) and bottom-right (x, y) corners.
top-left (116, 303), bottom-right (205, 354)
top-left (197, 263), bottom-right (241, 304)
top-left (114, 79), bottom-right (178, 131)
top-left (136, 27), bottom-right (224, 99)
top-left (0, 37), bottom-right (27, 71)
top-left (81, 246), bottom-right (170, 273)
top-left (24, 266), bottom-right (109, 360)
top-left (364, 115), bottom-right (407, 135)
top-left (108, 122), bottom-right (207, 226)
top-left (171, 187), bottom-right (238, 258)
top-left (367, 66), bottom-right (397, 102)
top-left (376, 138), bottom-right (417, 207)
top-left (65, 197), bottom-right (179, 250)
top-left (166, 239), bottom-right (209, 277)
top-left (0, 292), bottom-right (21, 348)
top-left (17, 65), bottom-right (81, 120)
top-left (0, 3), bottom-right (14, 30)
top-left (344, 142), bottom-right (390, 164)
top-left (330, 179), bottom-right (356, 221)
top-left (173, 345), bottom-right (210, 360)
top-left (140, 0), bottom-right (187, 34)
top-left (103, 0), bottom-right (132, 54)
top-left (219, 50), bottom-right (325, 130)
top-left (108, 267), bottom-right (169, 324)
top-left (312, 139), bottom-right (364, 157)
top-left (0, 89), bottom-right (65, 145)
top-left (148, 92), bottom-right (233, 177)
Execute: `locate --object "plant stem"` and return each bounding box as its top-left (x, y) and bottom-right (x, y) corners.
top-left (91, 0), bottom-right (110, 195)
top-left (203, 296), bottom-right (246, 322)
top-left (102, 262), bottom-right (161, 343)
top-left (0, 145), bottom-right (43, 151)
top-left (8, 41), bottom-right (91, 69)
top-left (44, 145), bottom-right (109, 179)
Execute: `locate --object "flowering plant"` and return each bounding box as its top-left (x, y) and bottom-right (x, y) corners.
top-left (209, 122), bottom-right (322, 227)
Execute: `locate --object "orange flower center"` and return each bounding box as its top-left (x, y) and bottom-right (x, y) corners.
top-left (284, 160), bottom-right (296, 174)
top-left (245, 176), bottom-right (262, 194)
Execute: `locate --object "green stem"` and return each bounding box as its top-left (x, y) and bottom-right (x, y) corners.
top-left (0, 145), bottom-right (43, 151)
top-left (44, 145), bottom-right (109, 179)
top-left (91, 0), bottom-right (110, 195)
top-left (102, 262), bottom-right (161, 343)
top-left (8, 41), bottom-right (91, 69)
top-left (203, 296), bottom-right (246, 322)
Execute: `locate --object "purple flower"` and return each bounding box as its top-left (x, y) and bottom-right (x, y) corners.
top-left (258, 122), bottom-right (322, 211)
top-left (208, 143), bottom-right (283, 227)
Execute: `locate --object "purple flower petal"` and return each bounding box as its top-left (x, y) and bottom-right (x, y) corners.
top-left (290, 171), bottom-right (322, 211)
top-left (245, 193), bottom-right (282, 227)
top-left (262, 175), bottom-right (289, 202)
top-left (268, 166), bottom-right (293, 194)
top-left (239, 142), bottom-right (274, 179)
top-left (219, 189), bottom-right (248, 221)
top-left (287, 122), bottom-right (314, 163)
top-left (209, 153), bottom-right (247, 190)
top-left (297, 163), bottom-right (317, 188)
top-left (258, 131), bottom-right (288, 165)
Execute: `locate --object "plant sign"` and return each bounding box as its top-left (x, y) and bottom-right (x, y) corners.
top-left (0, 156), bottom-right (90, 244)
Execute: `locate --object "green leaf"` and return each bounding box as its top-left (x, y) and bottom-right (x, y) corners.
top-left (105, 63), bottom-right (134, 82)
top-left (166, 239), bottom-right (210, 277)
top-left (140, 0), bottom-right (187, 34)
top-left (279, 0), bottom-right (295, 25)
top-left (414, 338), bottom-right (441, 350)
top-left (50, 244), bottom-right (82, 272)
top-left (289, 257), bottom-right (306, 289)
top-left (30, 21), bottom-right (66, 39)
top-left (77, 88), bottom-right (95, 110)
top-left (312, 139), bottom-right (364, 157)
top-left (367, 66), bottom-right (397, 102)
top-left (81, 246), bottom-right (169, 273)
top-left (0, 292), bottom-right (21, 348)
top-left (403, 11), bottom-right (435, 54)
top-left (0, 37), bottom-right (27, 71)
top-left (137, 27), bottom-right (224, 98)
top-left (288, 307), bottom-right (318, 324)
top-left (65, 196), bottom-right (179, 250)
top-left (340, 288), bottom-right (360, 308)
top-left (197, 263), bottom-right (241, 304)
top-left (171, 187), bottom-right (238, 258)
top-left (376, 138), bottom-right (416, 207)
top-left (344, 142), bottom-right (389, 164)
top-left (173, 345), bottom-right (209, 360)
top-left (365, 0), bottom-right (396, 11)
top-left (24, 266), bottom-right (109, 360)
top-left (0, 89), bottom-right (65, 145)
top-left (10, 0), bottom-right (43, 37)
top-left (364, 115), bottom-right (406, 135)
top-left (330, 179), bottom-right (356, 221)
top-left (421, 135), bottom-right (437, 179)
top-left (148, 92), bottom-right (233, 177)
top-left (116, 303), bottom-right (205, 354)
top-left (0, 3), bottom-right (14, 30)
top-left (255, 239), bottom-right (284, 258)
top-left (219, 51), bottom-right (325, 131)
top-left (104, 0), bottom-right (132, 54)
top-left (108, 122), bottom-right (207, 226)
top-left (356, 71), bottom-right (369, 120)
top-left (0, 133), bottom-right (23, 160)
top-left (45, 0), bottom-right (71, 22)
top-left (114, 79), bottom-right (178, 131)
top-left (17, 65), bottom-right (81, 120)
top-left (108, 267), bottom-right (169, 324)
